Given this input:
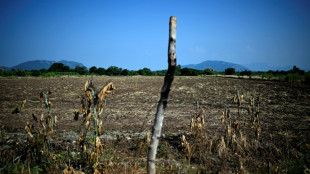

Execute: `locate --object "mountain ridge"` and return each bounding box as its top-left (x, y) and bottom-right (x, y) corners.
top-left (0, 60), bottom-right (84, 71)
top-left (182, 60), bottom-right (249, 71)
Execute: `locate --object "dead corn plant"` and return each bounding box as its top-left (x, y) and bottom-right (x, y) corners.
top-left (221, 108), bottom-right (248, 156)
top-left (190, 102), bottom-right (206, 133)
top-left (219, 91), bottom-right (265, 172)
top-left (249, 93), bottom-right (261, 141)
top-left (10, 91), bottom-right (59, 172)
top-left (77, 77), bottom-right (115, 172)
top-left (217, 136), bottom-right (228, 169)
top-left (233, 91), bottom-right (244, 116)
top-left (183, 102), bottom-right (212, 167)
top-left (180, 134), bottom-right (192, 164)
top-left (220, 107), bottom-right (231, 125)
top-left (12, 91), bottom-right (56, 143)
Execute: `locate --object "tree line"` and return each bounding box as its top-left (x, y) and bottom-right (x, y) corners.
top-left (0, 63), bottom-right (309, 82)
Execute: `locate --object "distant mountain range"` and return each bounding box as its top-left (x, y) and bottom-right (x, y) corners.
top-left (242, 62), bottom-right (295, 71)
top-left (0, 60), bottom-right (84, 71)
top-left (0, 59), bottom-right (306, 72)
top-left (182, 60), bottom-right (249, 71)
top-left (182, 60), bottom-right (308, 71)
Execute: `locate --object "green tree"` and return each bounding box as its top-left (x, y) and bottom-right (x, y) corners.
top-left (121, 69), bottom-right (130, 76)
top-left (240, 70), bottom-right (252, 76)
top-left (138, 68), bottom-right (152, 76)
top-left (181, 68), bottom-right (202, 76)
top-left (48, 63), bottom-right (70, 72)
top-left (16, 68), bottom-right (26, 76)
top-left (204, 68), bottom-right (215, 75)
top-left (129, 70), bottom-right (139, 76)
top-left (225, 68), bottom-right (235, 75)
top-left (74, 66), bottom-right (88, 75)
top-left (96, 68), bottom-right (106, 75)
top-left (106, 66), bottom-right (122, 76)
top-left (290, 65), bottom-right (305, 75)
top-left (89, 66), bottom-right (98, 74)
top-left (31, 70), bottom-right (41, 76)
top-left (175, 65), bottom-right (181, 76)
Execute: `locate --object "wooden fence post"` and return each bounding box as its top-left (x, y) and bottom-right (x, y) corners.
top-left (147, 16), bottom-right (177, 174)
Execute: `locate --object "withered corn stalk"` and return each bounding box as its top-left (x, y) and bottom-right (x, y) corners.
top-left (147, 16), bottom-right (177, 174)
top-left (12, 91), bottom-right (55, 141)
top-left (79, 77), bottom-right (115, 152)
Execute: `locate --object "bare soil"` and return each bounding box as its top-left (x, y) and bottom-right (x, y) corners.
top-left (0, 76), bottom-right (309, 173)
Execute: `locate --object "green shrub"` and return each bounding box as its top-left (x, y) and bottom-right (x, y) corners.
top-left (262, 72), bottom-right (273, 79)
top-left (240, 70), bottom-right (252, 76)
top-left (16, 69), bottom-right (26, 76)
top-left (225, 68), bottom-right (235, 75)
top-left (285, 73), bottom-right (302, 82)
top-left (31, 70), bottom-right (41, 76)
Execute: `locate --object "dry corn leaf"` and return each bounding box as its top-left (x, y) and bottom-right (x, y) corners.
top-left (96, 136), bottom-right (102, 148)
top-left (25, 122), bottom-right (33, 139)
top-left (98, 108), bottom-right (104, 116)
top-left (48, 101), bottom-right (52, 109)
top-left (32, 113), bottom-right (38, 122)
top-left (99, 102), bottom-right (105, 111)
top-left (98, 82), bottom-right (115, 100)
top-left (233, 95), bottom-right (238, 103)
top-left (40, 115), bottom-right (46, 133)
top-left (12, 100), bottom-right (27, 114)
top-left (62, 166), bottom-right (74, 174)
top-left (40, 124), bottom-right (45, 134)
top-left (220, 112), bottom-right (225, 123)
top-left (54, 115), bottom-right (58, 126)
top-left (256, 124), bottom-right (261, 139)
top-left (74, 170), bottom-right (85, 174)
top-left (83, 144), bottom-right (87, 152)
top-left (218, 136), bottom-right (226, 158)
top-left (98, 120), bottom-right (103, 136)
top-left (145, 133), bottom-right (151, 145)
top-left (93, 169), bottom-right (100, 174)
top-left (200, 107), bottom-right (205, 113)
top-left (86, 113), bottom-right (91, 122)
top-left (190, 117), bottom-right (195, 131)
top-left (85, 121), bottom-right (90, 129)
top-left (91, 151), bottom-right (96, 161)
top-left (238, 96), bottom-right (243, 106)
top-left (250, 97), bottom-right (254, 106)
top-left (21, 100), bottom-right (27, 108)
top-left (226, 124), bottom-right (232, 139)
top-left (46, 129), bottom-right (54, 140)
top-left (84, 79), bottom-right (90, 91)
top-left (180, 135), bottom-right (187, 147)
top-left (79, 134), bottom-right (84, 143)
top-left (85, 91), bottom-right (92, 106)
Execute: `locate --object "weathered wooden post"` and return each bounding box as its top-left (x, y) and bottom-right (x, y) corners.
top-left (147, 16), bottom-right (177, 174)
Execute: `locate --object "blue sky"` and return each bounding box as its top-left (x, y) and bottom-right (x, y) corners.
top-left (0, 0), bottom-right (309, 70)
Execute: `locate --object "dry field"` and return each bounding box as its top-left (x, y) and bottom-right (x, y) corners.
top-left (0, 76), bottom-right (309, 173)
